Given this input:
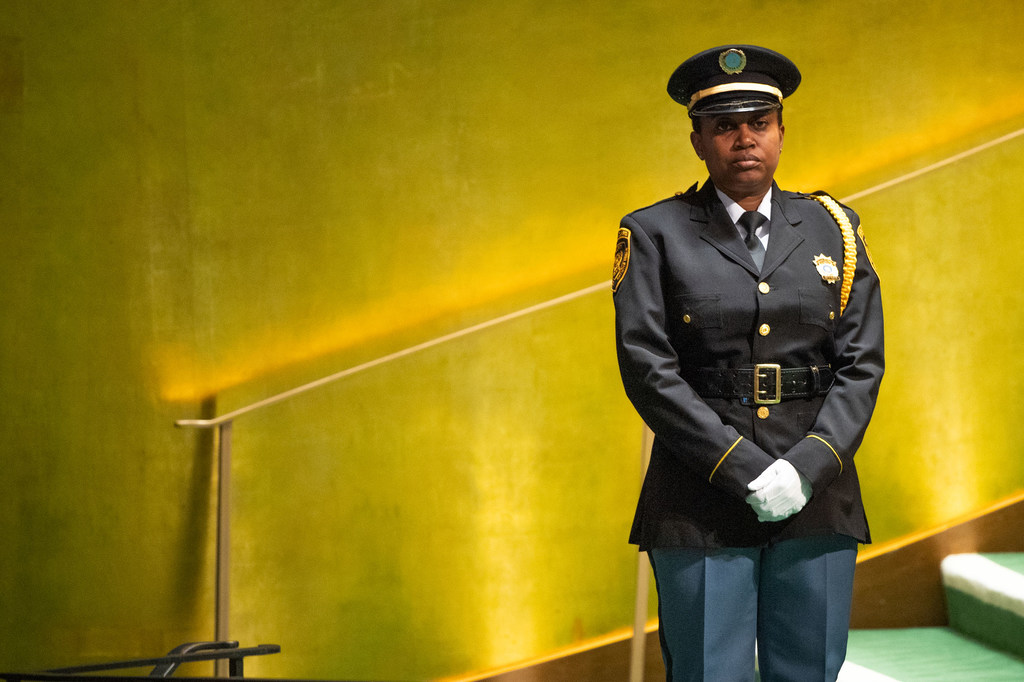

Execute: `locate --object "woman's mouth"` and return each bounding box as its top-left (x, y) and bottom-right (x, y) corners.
top-left (733, 157), bottom-right (761, 170)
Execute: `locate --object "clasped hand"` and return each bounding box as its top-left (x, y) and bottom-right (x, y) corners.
top-left (745, 459), bottom-right (812, 522)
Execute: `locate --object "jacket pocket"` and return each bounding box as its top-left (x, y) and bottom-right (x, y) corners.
top-left (798, 288), bottom-right (836, 331)
top-left (674, 292), bottom-right (723, 329)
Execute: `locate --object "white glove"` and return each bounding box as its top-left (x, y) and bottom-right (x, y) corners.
top-left (745, 459), bottom-right (812, 522)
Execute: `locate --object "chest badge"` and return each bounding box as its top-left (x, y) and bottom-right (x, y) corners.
top-left (813, 254), bottom-right (840, 284)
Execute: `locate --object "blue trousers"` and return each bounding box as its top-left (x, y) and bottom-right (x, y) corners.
top-left (649, 534), bottom-right (858, 682)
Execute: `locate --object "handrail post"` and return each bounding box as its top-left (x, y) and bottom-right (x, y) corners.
top-left (629, 424), bottom-right (655, 682)
top-left (215, 420), bottom-right (233, 678)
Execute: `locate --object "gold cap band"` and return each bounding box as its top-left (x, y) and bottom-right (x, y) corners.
top-left (687, 82), bottom-right (784, 112)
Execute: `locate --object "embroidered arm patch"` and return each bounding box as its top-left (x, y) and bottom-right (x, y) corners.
top-left (612, 227), bottom-right (631, 293)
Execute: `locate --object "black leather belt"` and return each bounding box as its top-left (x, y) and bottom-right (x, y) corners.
top-left (682, 364), bottom-right (834, 405)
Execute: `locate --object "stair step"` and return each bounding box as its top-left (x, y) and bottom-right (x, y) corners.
top-left (942, 553), bottom-right (1024, 659)
top-left (843, 626), bottom-right (1024, 681)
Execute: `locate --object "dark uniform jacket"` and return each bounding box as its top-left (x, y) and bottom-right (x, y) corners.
top-left (613, 180), bottom-right (884, 550)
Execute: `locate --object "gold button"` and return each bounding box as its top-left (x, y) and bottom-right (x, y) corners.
top-left (829, 311), bottom-right (835, 320)
top-left (683, 314), bottom-right (692, 324)
top-left (759, 323), bottom-right (771, 336)
top-left (757, 406), bottom-right (770, 419)
top-left (758, 282), bottom-right (770, 294)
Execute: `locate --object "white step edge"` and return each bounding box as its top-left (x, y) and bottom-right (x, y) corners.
top-left (838, 660), bottom-right (902, 681)
top-left (941, 553), bottom-right (1024, 618)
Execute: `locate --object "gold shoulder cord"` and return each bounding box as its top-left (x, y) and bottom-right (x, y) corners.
top-left (809, 194), bottom-right (857, 316)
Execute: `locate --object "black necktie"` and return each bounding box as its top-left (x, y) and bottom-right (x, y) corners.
top-left (737, 210), bottom-right (767, 271)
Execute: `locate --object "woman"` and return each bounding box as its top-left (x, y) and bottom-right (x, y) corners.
top-left (612, 45), bottom-right (884, 681)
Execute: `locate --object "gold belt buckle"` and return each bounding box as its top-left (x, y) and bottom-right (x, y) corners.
top-left (754, 363), bottom-right (782, 405)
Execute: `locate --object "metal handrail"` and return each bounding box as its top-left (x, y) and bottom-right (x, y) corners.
top-left (175, 281), bottom-right (610, 429)
top-left (179, 123), bottom-right (1024, 426)
top-left (173, 123), bottom-right (1024, 681)
top-left (173, 280), bottom-right (611, 661)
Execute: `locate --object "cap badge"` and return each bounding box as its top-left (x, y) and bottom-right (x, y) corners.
top-left (813, 254), bottom-right (840, 284)
top-left (719, 48), bottom-right (747, 75)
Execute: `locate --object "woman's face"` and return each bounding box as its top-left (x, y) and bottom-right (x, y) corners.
top-left (689, 109), bottom-right (784, 204)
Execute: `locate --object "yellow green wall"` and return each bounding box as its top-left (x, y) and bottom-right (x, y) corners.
top-left (2, 1), bottom-right (1023, 679)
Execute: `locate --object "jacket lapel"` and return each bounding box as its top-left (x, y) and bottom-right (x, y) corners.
top-left (691, 180), bottom-right (806, 278)
top-left (760, 185), bottom-right (804, 277)
top-left (692, 181), bottom-right (760, 275)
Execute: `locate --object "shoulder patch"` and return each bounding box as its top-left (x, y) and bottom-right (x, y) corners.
top-left (612, 227), bottom-right (631, 293)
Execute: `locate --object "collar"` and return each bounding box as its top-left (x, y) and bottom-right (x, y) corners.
top-left (714, 186), bottom-right (773, 225)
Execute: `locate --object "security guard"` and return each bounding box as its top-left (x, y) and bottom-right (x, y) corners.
top-left (613, 45), bottom-right (884, 681)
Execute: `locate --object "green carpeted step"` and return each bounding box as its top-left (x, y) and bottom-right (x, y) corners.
top-left (942, 553), bottom-right (1024, 659)
top-left (843, 627), bottom-right (1024, 681)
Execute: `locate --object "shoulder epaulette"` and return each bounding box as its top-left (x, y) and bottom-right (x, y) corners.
top-left (674, 181), bottom-right (699, 197)
top-left (804, 192), bottom-right (857, 316)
